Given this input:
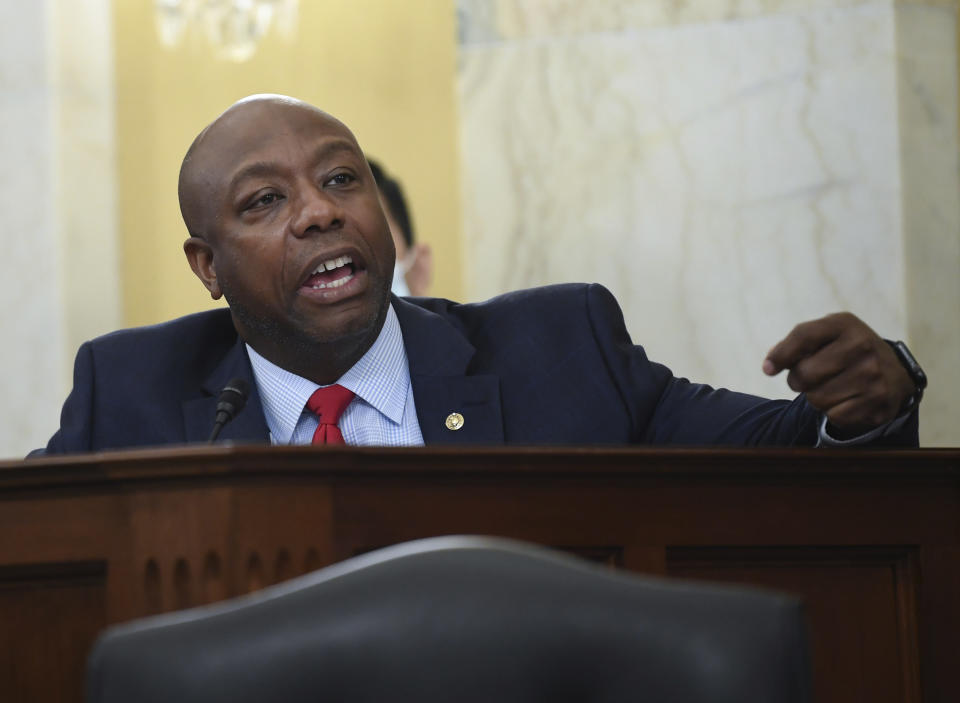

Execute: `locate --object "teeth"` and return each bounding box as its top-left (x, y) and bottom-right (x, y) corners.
top-left (311, 255), bottom-right (354, 277)
top-left (310, 272), bottom-right (355, 290)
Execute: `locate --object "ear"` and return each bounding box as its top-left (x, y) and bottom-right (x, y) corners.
top-left (183, 237), bottom-right (223, 300)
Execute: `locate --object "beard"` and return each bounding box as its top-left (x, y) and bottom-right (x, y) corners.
top-left (219, 275), bottom-right (391, 383)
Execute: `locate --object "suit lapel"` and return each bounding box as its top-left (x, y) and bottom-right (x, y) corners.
top-left (180, 298), bottom-right (504, 446)
top-left (182, 339), bottom-right (271, 444)
top-left (393, 297), bottom-right (504, 445)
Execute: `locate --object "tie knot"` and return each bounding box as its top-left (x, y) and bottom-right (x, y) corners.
top-left (306, 384), bottom-right (355, 425)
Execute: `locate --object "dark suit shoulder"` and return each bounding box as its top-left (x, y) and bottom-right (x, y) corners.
top-left (90, 308), bottom-right (237, 350)
top-left (85, 308), bottom-right (239, 396)
top-left (409, 283), bottom-right (604, 334)
top-left (401, 284), bottom-right (628, 371)
top-left (37, 308), bottom-right (246, 454)
top-left (399, 284), bottom-right (649, 443)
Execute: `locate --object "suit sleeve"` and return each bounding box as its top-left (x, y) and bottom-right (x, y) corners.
top-left (583, 283), bottom-right (916, 446)
top-left (34, 342), bottom-right (96, 455)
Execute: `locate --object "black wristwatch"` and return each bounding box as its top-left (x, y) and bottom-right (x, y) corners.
top-left (886, 340), bottom-right (926, 410)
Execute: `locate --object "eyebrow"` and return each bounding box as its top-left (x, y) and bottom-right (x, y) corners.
top-left (226, 138), bottom-right (360, 196)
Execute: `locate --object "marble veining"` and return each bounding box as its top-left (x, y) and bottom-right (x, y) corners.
top-left (458, 0), bottom-right (955, 44)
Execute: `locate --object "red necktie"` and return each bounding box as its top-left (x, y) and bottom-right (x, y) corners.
top-left (305, 384), bottom-right (354, 445)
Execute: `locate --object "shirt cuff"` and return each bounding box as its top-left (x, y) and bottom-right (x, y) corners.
top-left (816, 410), bottom-right (913, 447)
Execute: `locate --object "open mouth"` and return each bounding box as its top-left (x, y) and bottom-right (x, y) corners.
top-left (302, 255), bottom-right (356, 290)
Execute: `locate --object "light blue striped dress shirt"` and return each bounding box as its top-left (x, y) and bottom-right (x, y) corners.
top-left (246, 304), bottom-right (425, 446)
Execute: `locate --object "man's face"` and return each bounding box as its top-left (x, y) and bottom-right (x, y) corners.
top-left (183, 99), bottom-right (395, 369)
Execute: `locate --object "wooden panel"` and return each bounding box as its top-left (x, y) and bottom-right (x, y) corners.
top-left (135, 544), bottom-right (328, 616)
top-left (914, 546), bottom-right (960, 703)
top-left (0, 561), bottom-right (107, 703)
top-left (667, 546), bottom-right (920, 703)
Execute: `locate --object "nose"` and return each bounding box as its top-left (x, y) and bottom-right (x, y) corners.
top-left (289, 183), bottom-right (345, 238)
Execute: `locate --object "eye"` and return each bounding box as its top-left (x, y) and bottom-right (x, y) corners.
top-left (243, 191), bottom-right (284, 211)
top-left (325, 171), bottom-right (356, 187)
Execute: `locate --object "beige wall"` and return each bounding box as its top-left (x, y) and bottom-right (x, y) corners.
top-left (113, 0), bottom-right (463, 327)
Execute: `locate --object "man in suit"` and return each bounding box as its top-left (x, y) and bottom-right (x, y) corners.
top-left (38, 95), bottom-right (921, 453)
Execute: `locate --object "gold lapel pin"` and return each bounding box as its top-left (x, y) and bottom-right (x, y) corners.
top-left (445, 412), bottom-right (465, 431)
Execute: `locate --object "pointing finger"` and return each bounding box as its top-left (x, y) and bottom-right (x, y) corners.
top-left (763, 313), bottom-right (851, 376)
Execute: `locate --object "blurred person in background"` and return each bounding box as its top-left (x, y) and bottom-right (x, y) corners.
top-left (368, 158), bottom-right (432, 297)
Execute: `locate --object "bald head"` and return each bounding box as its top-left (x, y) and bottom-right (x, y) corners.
top-left (178, 94), bottom-right (358, 240)
top-left (178, 94), bottom-right (396, 385)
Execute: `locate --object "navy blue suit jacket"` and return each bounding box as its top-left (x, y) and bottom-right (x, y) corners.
top-left (38, 284), bottom-right (916, 453)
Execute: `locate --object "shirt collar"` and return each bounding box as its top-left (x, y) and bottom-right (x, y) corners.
top-left (246, 303), bottom-right (410, 444)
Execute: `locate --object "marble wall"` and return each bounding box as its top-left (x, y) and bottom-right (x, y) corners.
top-left (0, 0), bottom-right (120, 458)
top-left (0, 1), bottom-right (66, 458)
top-left (457, 0), bottom-right (960, 445)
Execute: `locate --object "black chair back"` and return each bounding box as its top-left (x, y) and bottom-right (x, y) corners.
top-left (87, 536), bottom-right (811, 703)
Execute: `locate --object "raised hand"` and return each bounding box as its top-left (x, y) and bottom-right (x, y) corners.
top-left (763, 313), bottom-right (916, 433)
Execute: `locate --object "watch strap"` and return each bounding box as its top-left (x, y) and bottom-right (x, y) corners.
top-left (886, 339), bottom-right (926, 409)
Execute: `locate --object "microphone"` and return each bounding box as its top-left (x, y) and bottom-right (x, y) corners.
top-left (208, 378), bottom-right (250, 443)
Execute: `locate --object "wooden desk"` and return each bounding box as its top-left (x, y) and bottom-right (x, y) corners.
top-left (1, 446), bottom-right (957, 702)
